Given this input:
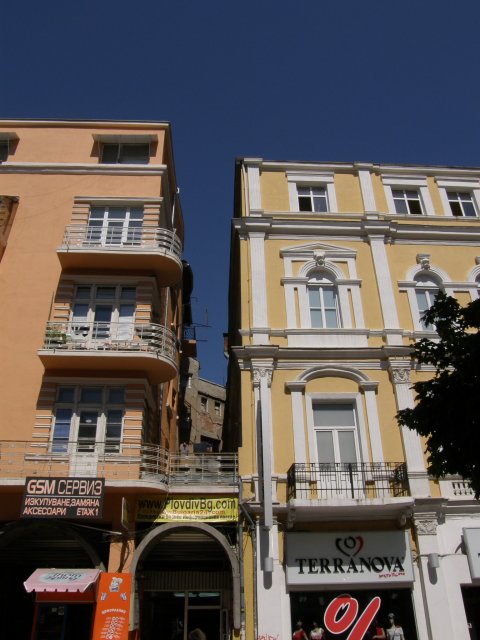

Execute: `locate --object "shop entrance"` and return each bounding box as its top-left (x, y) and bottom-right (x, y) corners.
top-left (34, 603), bottom-right (93, 640)
top-left (143, 591), bottom-right (222, 640)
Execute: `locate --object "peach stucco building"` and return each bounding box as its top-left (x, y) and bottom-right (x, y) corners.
top-left (0, 121), bottom-right (239, 640)
top-left (226, 158), bottom-right (480, 640)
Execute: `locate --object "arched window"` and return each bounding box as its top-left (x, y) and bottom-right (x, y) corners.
top-left (307, 274), bottom-right (340, 328)
top-left (414, 274), bottom-right (441, 329)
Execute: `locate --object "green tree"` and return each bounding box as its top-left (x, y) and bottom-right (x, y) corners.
top-left (397, 292), bottom-right (480, 497)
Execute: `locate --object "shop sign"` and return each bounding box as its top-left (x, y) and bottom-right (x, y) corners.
top-left (92, 573), bottom-right (131, 640)
top-left (136, 495), bottom-right (238, 522)
top-left (463, 528), bottom-right (480, 580)
top-left (21, 477), bottom-right (105, 519)
top-left (286, 531), bottom-right (414, 586)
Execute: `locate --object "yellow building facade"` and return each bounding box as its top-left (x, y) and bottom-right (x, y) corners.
top-left (0, 121), bottom-right (239, 640)
top-left (227, 158), bottom-right (480, 640)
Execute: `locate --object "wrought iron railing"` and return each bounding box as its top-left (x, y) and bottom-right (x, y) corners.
top-left (60, 225), bottom-right (182, 258)
top-left (41, 321), bottom-right (177, 364)
top-left (287, 462), bottom-right (409, 500)
top-left (0, 441), bottom-right (238, 487)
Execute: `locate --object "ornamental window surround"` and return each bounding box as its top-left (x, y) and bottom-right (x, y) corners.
top-left (287, 172), bottom-right (338, 213)
top-left (436, 178), bottom-right (480, 218)
top-left (382, 176), bottom-right (435, 216)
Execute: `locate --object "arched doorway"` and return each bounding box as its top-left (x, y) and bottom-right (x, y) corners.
top-left (131, 523), bottom-right (240, 640)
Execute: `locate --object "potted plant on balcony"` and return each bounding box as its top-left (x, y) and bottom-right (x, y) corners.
top-left (45, 324), bottom-right (67, 347)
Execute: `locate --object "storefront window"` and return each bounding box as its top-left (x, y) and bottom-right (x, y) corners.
top-left (290, 589), bottom-right (418, 640)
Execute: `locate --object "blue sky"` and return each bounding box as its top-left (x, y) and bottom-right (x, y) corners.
top-left (3, 0), bottom-right (480, 383)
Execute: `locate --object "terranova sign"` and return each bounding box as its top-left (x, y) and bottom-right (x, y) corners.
top-left (286, 531), bottom-right (414, 587)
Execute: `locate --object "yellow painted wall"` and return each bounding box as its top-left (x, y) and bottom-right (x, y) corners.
top-left (335, 173), bottom-right (364, 212)
top-left (260, 170), bottom-right (289, 211)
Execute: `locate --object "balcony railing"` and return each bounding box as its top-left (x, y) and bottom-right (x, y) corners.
top-left (42, 321), bottom-right (177, 362)
top-left (0, 441), bottom-right (238, 487)
top-left (169, 454), bottom-right (238, 485)
top-left (287, 462), bottom-right (409, 500)
top-left (60, 225), bottom-right (182, 259)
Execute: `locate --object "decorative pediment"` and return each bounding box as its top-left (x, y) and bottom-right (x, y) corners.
top-left (280, 241), bottom-right (357, 259)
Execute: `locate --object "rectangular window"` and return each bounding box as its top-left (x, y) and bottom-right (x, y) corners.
top-left (101, 143), bottom-right (150, 164)
top-left (447, 191), bottom-right (477, 217)
top-left (297, 186), bottom-right (328, 213)
top-left (69, 285), bottom-right (136, 342)
top-left (52, 386), bottom-right (125, 453)
top-left (214, 401), bottom-right (221, 416)
top-left (392, 189), bottom-right (423, 215)
top-left (313, 403), bottom-right (358, 464)
top-left (200, 396), bottom-right (208, 412)
top-left (87, 205), bottom-right (144, 246)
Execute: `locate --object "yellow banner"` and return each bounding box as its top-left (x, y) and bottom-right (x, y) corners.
top-left (136, 495), bottom-right (238, 523)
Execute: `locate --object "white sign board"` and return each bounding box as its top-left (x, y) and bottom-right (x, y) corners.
top-left (286, 531), bottom-right (414, 587)
top-left (463, 528), bottom-right (480, 580)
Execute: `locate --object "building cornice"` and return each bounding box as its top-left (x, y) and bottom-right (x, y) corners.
top-left (0, 162), bottom-right (167, 176)
top-left (0, 119), bottom-right (170, 130)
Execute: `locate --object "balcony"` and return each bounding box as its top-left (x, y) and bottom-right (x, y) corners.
top-left (38, 321), bottom-right (178, 383)
top-left (438, 475), bottom-right (476, 499)
top-left (0, 441), bottom-right (238, 492)
top-left (57, 226), bottom-right (183, 286)
top-left (286, 462), bottom-right (412, 522)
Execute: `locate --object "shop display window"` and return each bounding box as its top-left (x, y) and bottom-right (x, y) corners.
top-left (290, 589), bottom-right (417, 640)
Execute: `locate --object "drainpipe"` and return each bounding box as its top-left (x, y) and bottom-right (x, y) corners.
top-left (239, 483), bottom-right (257, 640)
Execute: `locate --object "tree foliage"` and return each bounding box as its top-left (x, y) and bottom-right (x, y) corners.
top-left (397, 292), bottom-right (480, 497)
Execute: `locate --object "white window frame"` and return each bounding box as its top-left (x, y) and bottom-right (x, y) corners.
top-left (69, 284), bottom-right (136, 343)
top-left (297, 265), bottom-right (352, 330)
top-left (87, 204), bottom-right (144, 245)
top-left (382, 176), bottom-right (435, 216)
top-left (436, 178), bottom-right (480, 218)
top-left (403, 275), bottom-right (443, 332)
top-left (287, 172), bottom-right (338, 213)
top-left (306, 393), bottom-right (369, 465)
top-left (51, 385), bottom-right (125, 454)
top-left (307, 274), bottom-right (341, 329)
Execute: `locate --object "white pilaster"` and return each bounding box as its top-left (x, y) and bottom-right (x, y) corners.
top-left (253, 362), bottom-right (275, 528)
top-left (414, 516), bottom-right (459, 640)
top-left (358, 168), bottom-right (377, 212)
top-left (246, 162), bottom-right (262, 212)
top-left (256, 523), bottom-right (291, 640)
top-left (360, 382), bottom-right (384, 463)
top-left (287, 381), bottom-right (307, 463)
top-left (250, 232), bottom-right (269, 344)
top-left (390, 364), bottom-right (430, 496)
top-left (368, 233), bottom-right (402, 344)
